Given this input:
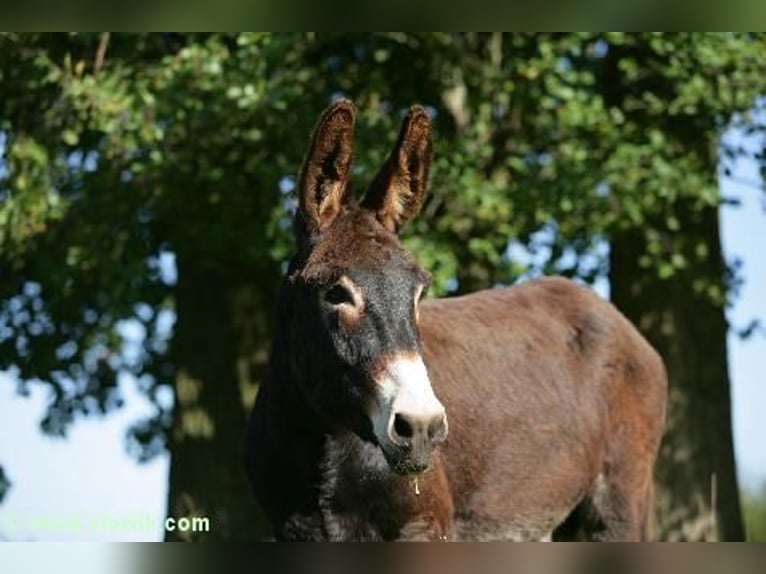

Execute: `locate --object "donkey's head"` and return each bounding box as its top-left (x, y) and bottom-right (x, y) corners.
top-left (286, 100), bottom-right (447, 475)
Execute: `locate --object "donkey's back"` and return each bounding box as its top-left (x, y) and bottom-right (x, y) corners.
top-left (419, 276), bottom-right (667, 541)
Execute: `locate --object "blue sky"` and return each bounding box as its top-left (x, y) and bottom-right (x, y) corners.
top-left (0, 376), bottom-right (168, 541)
top-left (719, 140), bottom-right (766, 489)
top-left (1, 134), bottom-right (765, 541)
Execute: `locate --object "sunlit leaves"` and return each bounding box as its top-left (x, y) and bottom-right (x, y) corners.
top-left (1, 32), bottom-right (765, 450)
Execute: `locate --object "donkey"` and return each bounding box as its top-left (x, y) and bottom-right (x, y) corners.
top-left (245, 100), bottom-right (667, 541)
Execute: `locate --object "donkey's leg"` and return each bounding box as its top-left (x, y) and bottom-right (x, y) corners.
top-left (583, 466), bottom-right (654, 541)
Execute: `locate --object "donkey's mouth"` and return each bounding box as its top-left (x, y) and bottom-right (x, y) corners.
top-left (393, 460), bottom-right (429, 476)
top-left (380, 445), bottom-right (432, 476)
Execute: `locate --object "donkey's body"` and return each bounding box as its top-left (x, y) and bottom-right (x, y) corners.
top-left (246, 101), bottom-right (667, 541)
top-left (418, 280), bottom-right (666, 540)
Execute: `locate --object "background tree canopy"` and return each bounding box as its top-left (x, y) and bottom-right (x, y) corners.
top-left (1, 32), bottom-right (765, 540)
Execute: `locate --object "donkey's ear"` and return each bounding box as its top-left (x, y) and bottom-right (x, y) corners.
top-left (298, 100), bottom-right (356, 233)
top-left (363, 105), bottom-right (433, 233)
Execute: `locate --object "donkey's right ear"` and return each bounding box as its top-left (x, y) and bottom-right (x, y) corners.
top-left (362, 105), bottom-right (432, 233)
top-left (298, 100), bottom-right (355, 234)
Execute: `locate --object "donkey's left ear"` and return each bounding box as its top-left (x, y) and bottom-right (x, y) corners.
top-left (363, 105), bottom-right (433, 232)
top-left (298, 100), bottom-right (356, 234)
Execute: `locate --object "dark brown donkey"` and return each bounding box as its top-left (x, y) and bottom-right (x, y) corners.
top-left (245, 100), bottom-right (667, 541)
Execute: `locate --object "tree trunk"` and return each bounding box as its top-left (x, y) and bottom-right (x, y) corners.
top-left (609, 204), bottom-right (744, 541)
top-left (164, 254), bottom-right (275, 541)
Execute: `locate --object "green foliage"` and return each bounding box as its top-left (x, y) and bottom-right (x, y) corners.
top-left (742, 483), bottom-right (766, 541)
top-left (1, 33), bottom-right (765, 455)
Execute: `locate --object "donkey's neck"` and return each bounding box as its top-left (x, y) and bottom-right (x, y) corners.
top-left (266, 325), bottom-right (325, 428)
top-left (262, 279), bottom-right (335, 454)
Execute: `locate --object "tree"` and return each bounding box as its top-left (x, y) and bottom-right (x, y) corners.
top-left (0, 33), bottom-right (316, 540)
top-left (597, 34), bottom-right (765, 540)
top-left (2, 33), bottom-right (764, 540)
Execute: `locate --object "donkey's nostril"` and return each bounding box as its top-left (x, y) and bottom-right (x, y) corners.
top-left (393, 413), bottom-right (414, 440)
top-left (391, 411), bottom-right (446, 446)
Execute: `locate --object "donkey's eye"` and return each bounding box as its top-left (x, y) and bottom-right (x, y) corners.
top-left (324, 284), bottom-right (354, 306)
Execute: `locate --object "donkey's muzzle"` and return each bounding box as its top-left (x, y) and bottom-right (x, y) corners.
top-left (386, 409), bottom-right (447, 474)
top-left (371, 353), bottom-right (447, 474)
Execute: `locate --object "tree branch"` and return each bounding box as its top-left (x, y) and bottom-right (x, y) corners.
top-left (94, 32), bottom-right (110, 76)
